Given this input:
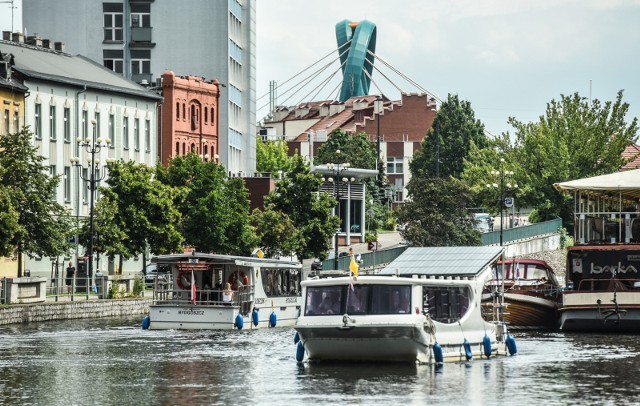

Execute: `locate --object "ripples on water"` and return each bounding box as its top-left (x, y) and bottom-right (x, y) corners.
top-left (1, 319), bottom-right (640, 405)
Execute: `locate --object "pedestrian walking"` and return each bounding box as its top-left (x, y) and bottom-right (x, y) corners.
top-left (65, 261), bottom-right (75, 294)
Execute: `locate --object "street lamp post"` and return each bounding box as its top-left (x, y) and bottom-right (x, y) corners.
top-left (326, 149), bottom-right (350, 270)
top-left (70, 119), bottom-right (113, 281)
top-left (487, 158), bottom-right (517, 246)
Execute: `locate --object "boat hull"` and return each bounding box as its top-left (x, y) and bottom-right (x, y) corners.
top-left (296, 317), bottom-right (433, 362)
top-left (560, 291), bottom-right (640, 332)
top-left (148, 304), bottom-right (299, 330)
top-left (503, 292), bottom-right (559, 330)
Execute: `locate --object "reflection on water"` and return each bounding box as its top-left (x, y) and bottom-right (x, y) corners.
top-left (1, 319), bottom-right (640, 405)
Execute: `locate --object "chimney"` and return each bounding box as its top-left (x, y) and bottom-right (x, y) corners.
top-left (329, 103), bottom-right (345, 116)
top-left (2, 31), bottom-right (11, 41)
top-left (42, 39), bottom-right (52, 49)
top-left (12, 32), bottom-right (24, 43)
top-left (54, 41), bottom-right (65, 52)
top-left (27, 35), bottom-right (43, 47)
top-left (319, 104), bottom-right (329, 117)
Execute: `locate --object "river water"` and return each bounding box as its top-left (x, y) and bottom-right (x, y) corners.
top-left (1, 317), bottom-right (639, 405)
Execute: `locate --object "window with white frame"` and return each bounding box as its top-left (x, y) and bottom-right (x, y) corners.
top-left (134, 118), bottom-right (140, 150)
top-left (123, 116), bottom-right (129, 149)
top-left (49, 105), bottom-right (56, 140)
top-left (130, 3), bottom-right (151, 27)
top-left (95, 112), bottom-right (101, 138)
top-left (108, 114), bottom-right (115, 148)
top-left (64, 166), bottom-right (71, 202)
top-left (103, 50), bottom-right (124, 74)
top-left (386, 157), bottom-right (404, 174)
top-left (82, 167), bottom-right (88, 204)
top-left (12, 109), bottom-right (18, 133)
top-left (63, 107), bottom-right (71, 142)
top-left (82, 110), bottom-right (88, 139)
top-left (145, 119), bottom-right (150, 152)
top-left (3, 109), bottom-right (8, 135)
top-left (34, 103), bottom-right (42, 138)
top-left (103, 3), bottom-right (123, 42)
top-left (393, 178), bottom-right (404, 202)
top-left (130, 50), bottom-right (151, 75)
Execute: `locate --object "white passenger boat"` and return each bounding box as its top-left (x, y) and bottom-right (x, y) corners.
top-left (142, 252), bottom-right (302, 330)
top-left (293, 247), bottom-right (517, 364)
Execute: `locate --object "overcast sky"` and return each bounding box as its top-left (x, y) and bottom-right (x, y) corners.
top-left (2, 0), bottom-right (639, 137)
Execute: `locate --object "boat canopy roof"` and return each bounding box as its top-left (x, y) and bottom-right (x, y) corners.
top-left (151, 252), bottom-right (302, 269)
top-left (379, 246), bottom-right (504, 277)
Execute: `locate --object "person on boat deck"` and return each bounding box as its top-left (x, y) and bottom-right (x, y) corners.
top-left (214, 279), bottom-right (223, 302)
top-left (223, 282), bottom-right (234, 304)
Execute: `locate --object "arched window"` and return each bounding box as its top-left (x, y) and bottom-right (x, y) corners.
top-left (204, 106), bottom-right (208, 123)
top-left (211, 107), bottom-right (215, 124)
top-left (176, 102), bottom-right (180, 120)
top-left (204, 145), bottom-right (208, 157)
top-left (182, 103), bottom-right (186, 120)
top-left (182, 142), bottom-right (185, 155)
top-left (191, 143), bottom-right (196, 153)
top-left (175, 142), bottom-right (180, 155)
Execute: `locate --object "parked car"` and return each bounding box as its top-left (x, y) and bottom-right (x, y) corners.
top-left (141, 263), bottom-right (171, 288)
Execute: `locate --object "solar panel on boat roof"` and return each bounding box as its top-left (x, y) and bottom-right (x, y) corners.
top-left (379, 246), bottom-right (504, 277)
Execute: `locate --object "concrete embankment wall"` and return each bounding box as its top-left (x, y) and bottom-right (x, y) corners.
top-left (503, 233), bottom-right (561, 258)
top-left (0, 299), bottom-right (152, 326)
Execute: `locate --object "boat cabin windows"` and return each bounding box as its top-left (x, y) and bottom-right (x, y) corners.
top-left (261, 268), bottom-right (301, 297)
top-left (304, 285), bottom-right (411, 316)
top-left (423, 286), bottom-right (471, 324)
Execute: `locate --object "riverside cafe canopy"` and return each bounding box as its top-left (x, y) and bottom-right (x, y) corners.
top-left (554, 169), bottom-right (640, 203)
top-left (554, 169), bottom-right (640, 243)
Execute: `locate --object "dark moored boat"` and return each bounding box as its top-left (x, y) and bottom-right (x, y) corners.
top-left (484, 258), bottom-right (561, 330)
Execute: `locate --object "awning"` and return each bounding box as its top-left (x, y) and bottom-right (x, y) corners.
top-left (553, 169), bottom-right (640, 201)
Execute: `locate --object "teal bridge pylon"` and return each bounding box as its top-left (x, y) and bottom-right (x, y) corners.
top-left (335, 19), bottom-right (377, 102)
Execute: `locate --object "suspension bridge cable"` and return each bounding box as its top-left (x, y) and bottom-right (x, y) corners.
top-left (256, 40), bottom-right (351, 102)
top-left (299, 64), bottom-right (344, 106)
top-left (256, 54), bottom-right (342, 115)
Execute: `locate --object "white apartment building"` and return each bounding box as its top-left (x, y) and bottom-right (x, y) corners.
top-left (0, 37), bottom-right (162, 277)
top-left (22, 0), bottom-right (257, 175)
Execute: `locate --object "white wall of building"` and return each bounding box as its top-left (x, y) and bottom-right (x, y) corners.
top-left (22, 79), bottom-right (159, 277)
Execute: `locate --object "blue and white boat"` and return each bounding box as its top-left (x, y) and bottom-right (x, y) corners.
top-left (143, 252), bottom-right (302, 330)
top-left (293, 246), bottom-right (516, 363)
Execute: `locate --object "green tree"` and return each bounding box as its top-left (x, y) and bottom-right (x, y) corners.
top-left (256, 137), bottom-right (295, 174)
top-left (396, 176), bottom-right (481, 246)
top-left (90, 160), bottom-right (183, 269)
top-left (157, 154), bottom-right (257, 255)
top-left (509, 90), bottom-right (638, 222)
top-left (0, 128), bottom-right (73, 275)
top-left (264, 155), bottom-right (339, 260)
top-left (315, 129), bottom-right (377, 169)
top-left (410, 94), bottom-right (488, 178)
top-left (252, 208), bottom-right (300, 258)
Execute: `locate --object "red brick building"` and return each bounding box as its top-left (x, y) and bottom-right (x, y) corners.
top-left (261, 93), bottom-right (437, 206)
top-left (160, 71), bottom-right (221, 166)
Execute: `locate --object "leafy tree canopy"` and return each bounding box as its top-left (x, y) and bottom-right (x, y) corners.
top-left (251, 208), bottom-right (300, 258)
top-left (410, 94), bottom-right (488, 179)
top-left (0, 128), bottom-right (73, 275)
top-left (256, 137), bottom-right (295, 174)
top-left (315, 129), bottom-right (377, 170)
top-left (396, 176), bottom-right (481, 247)
top-left (157, 154), bottom-right (257, 255)
top-left (264, 155), bottom-right (339, 260)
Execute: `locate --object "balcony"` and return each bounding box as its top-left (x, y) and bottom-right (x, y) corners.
top-left (130, 27), bottom-right (155, 47)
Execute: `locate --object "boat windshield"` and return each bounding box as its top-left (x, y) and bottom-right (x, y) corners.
top-left (304, 285), bottom-right (411, 316)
